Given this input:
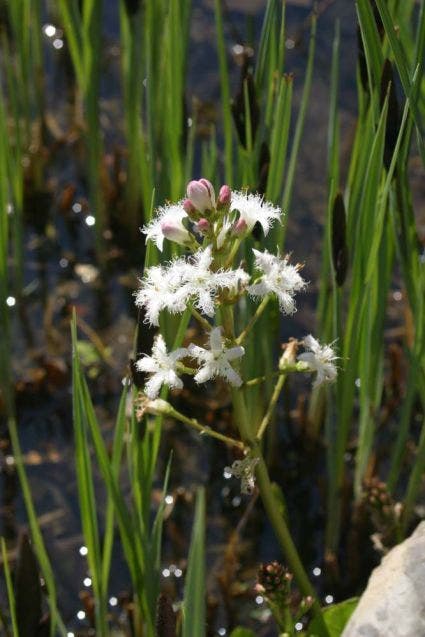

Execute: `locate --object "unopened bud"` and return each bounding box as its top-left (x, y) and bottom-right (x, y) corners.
top-left (182, 198), bottom-right (196, 215)
top-left (279, 340), bottom-right (298, 369)
top-left (217, 185), bottom-right (231, 208)
top-left (256, 561), bottom-right (292, 597)
top-left (160, 220), bottom-right (191, 247)
top-left (186, 178), bottom-right (216, 212)
top-left (196, 218), bottom-right (210, 234)
top-left (145, 398), bottom-right (172, 416)
top-left (233, 218), bottom-right (248, 235)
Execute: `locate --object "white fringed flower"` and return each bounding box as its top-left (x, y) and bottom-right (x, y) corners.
top-left (136, 248), bottom-right (249, 325)
top-left (135, 263), bottom-right (187, 326)
top-left (224, 456), bottom-right (259, 495)
top-left (230, 191), bottom-right (282, 235)
top-left (188, 327), bottom-right (245, 387)
top-left (142, 203), bottom-right (190, 252)
top-left (247, 249), bottom-right (306, 314)
top-left (136, 335), bottom-right (187, 398)
top-left (298, 335), bottom-right (338, 388)
top-left (178, 247), bottom-right (249, 317)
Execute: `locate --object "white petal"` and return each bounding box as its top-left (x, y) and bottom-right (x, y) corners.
top-left (225, 346), bottom-right (245, 361)
top-left (222, 363), bottom-right (242, 387)
top-left (145, 374), bottom-right (164, 399)
top-left (209, 327), bottom-right (223, 352)
top-left (194, 365), bottom-right (213, 384)
top-left (136, 357), bottom-right (158, 373)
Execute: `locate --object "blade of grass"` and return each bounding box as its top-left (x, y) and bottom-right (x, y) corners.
top-left (214, 0), bottom-right (233, 183)
top-left (182, 487), bottom-right (206, 637)
top-left (374, 0), bottom-right (425, 165)
top-left (71, 314), bottom-right (108, 635)
top-left (280, 9), bottom-right (317, 236)
top-left (1, 538), bottom-right (18, 637)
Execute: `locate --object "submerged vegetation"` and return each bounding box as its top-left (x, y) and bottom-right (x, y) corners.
top-left (0, 0), bottom-right (424, 635)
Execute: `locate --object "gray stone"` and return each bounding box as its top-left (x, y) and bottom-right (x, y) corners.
top-left (342, 521), bottom-right (425, 637)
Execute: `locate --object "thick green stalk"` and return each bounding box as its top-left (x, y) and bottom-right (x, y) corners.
top-left (220, 305), bottom-right (328, 634)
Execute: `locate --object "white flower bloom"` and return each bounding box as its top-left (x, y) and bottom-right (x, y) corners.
top-left (142, 203), bottom-right (190, 252)
top-left (247, 249), bottom-right (306, 314)
top-left (224, 456), bottom-right (259, 494)
top-left (230, 191), bottom-right (282, 235)
top-left (179, 247), bottom-right (249, 317)
top-left (135, 263), bottom-right (186, 326)
top-left (298, 335), bottom-right (338, 388)
top-left (188, 327), bottom-right (245, 387)
top-left (136, 247), bottom-right (249, 324)
top-left (217, 266), bottom-right (250, 294)
top-left (136, 335), bottom-right (188, 398)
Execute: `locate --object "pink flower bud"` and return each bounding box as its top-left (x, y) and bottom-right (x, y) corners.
top-left (160, 220), bottom-right (191, 246)
top-left (233, 218), bottom-right (248, 235)
top-left (196, 218), bottom-right (210, 234)
top-left (186, 178), bottom-right (216, 212)
top-left (218, 185), bottom-right (231, 208)
top-left (182, 198), bottom-right (196, 215)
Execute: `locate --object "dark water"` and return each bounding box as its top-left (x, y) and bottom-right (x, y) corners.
top-left (0, 1), bottom-right (373, 635)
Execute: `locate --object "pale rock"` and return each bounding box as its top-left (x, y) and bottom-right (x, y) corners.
top-left (343, 521), bottom-right (425, 637)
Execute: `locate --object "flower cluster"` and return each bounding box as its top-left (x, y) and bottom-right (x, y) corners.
top-left (134, 178), bottom-right (338, 493)
top-left (297, 335), bottom-right (338, 388)
top-left (248, 249), bottom-right (306, 315)
top-left (135, 246), bottom-right (249, 325)
top-left (136, 328), bottom-right (245, 399)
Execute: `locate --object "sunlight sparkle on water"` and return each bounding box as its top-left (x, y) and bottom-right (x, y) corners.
top-left (255, 595), bottom-right (264, 605)
top-left (109, 597), bottom-right (118, 606)
top-left (43, 24), bottom-right (56, 37)
top-left (67, 633), bottom-right (75, 637)
top-left (6, 296), bottom-right (16, 307)
top-left (325, 595), bottom-right (334, 604)
top-left (77, 611), bottom-right (85, 620)
top-left (79, 545), bottom-right (88, 556)
top-left (53, 38), bottom-right (64, 49)
top-left (295, 622), bottom-right (303, 631)
top-left (85, 215), bottom-right (95, 227)
top-left (218, 629), bottom-right (226, 636)
top-left (313, 567), bottom-right (321, 576)
top-left (83, 577), bottom-right (91, 587)
top-left (165, 494), bottom-right (174, 505)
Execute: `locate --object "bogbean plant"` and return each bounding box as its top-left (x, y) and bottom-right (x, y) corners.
top-left (135, 177), bottom-right (338, 632)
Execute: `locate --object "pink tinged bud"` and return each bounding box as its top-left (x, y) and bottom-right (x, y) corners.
top-left (160, 221), bottom-right (191, 246)
top-left (196, 218), bottom-right (210, 233)
top-left (218, 185), bottom-right (231, 208)
top-left (233, 218), bottom-right (248, 235)
top-left (182, 198), bottom-right (196, 215)
top-left (186, 179), bottom-right (216, 212)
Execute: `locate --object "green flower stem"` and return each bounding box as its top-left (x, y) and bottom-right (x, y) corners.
top-left (224, 237), bottom-right (243, 268)
top-left (245, 362), bottom-right (310, 386)
top-left (255, 372), bottom-right (287, 440)
top-left (191, 307), bottom-right (212, 331)
top-left (220, 305), bottom-right (328, 635)
top-left (168, 406), bottom-right (245, 450)
top-left (236, 296), bottom-right (270, 345)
